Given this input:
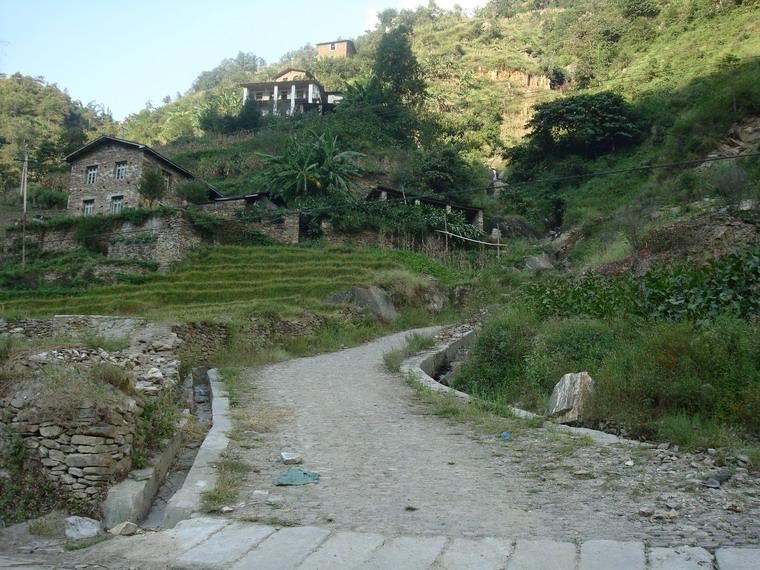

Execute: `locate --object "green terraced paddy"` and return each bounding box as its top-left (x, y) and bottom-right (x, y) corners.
top-left (0, 245), bottom-right (470, 322)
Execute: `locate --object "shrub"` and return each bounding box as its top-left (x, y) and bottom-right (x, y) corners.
top-left (138, 169), bottom-right (166, 206)
top-left (452, 306), bottom-right (540, 405)
top-left (132, 388), bottom-right (180, 468)
top-left (590, 317), bottom-right (760, 443)
top-left (175, 180), bottom-right (210, 205)
top-left (31, 186), bottom-right (68, 209)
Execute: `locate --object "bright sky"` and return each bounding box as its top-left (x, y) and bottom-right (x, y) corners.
top-left (0, 0), bottom-right (487, 121)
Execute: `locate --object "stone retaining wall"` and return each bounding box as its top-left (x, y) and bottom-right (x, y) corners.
top-left (0, 391), bottom-right (141, 505)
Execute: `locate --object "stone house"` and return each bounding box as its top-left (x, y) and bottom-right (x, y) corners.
top-left (241, 69), bottom-right (328, 117)
top-left (64, 135), bottom-right (222, 216)
top-left (316, 40), bottom-right (356, 59)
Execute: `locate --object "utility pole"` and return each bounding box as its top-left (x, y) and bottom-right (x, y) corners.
top-left (21, 150), bottom-right (28, 266)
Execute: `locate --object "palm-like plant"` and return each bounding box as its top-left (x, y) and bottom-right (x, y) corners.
top-left (256, 131), bottom-right (364, 203)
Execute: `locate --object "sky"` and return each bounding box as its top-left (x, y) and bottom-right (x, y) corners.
top-left (0, 0), bottom-right (487, 121)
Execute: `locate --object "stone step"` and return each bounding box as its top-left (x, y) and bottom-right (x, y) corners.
top-left (133, 518), bottom-right (760, 570)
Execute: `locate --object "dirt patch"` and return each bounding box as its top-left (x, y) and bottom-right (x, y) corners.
top-left (596, 212), bottom-right (756, 275)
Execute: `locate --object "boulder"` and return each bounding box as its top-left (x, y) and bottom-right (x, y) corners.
top-left (546, 372), bottom-right (594, 424)
top-left (108, 521), bottom-right (138, 536)
top-left (524, 253), bottom-right (555, 272)
top-left (326, 286), bottom-right (398, 322)
top-left (64, 516), bottom-right (102, 540)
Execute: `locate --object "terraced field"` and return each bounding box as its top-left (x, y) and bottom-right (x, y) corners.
top-left (0, 245), bottom-right (468, 322)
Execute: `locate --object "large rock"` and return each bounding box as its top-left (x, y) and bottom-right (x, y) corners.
top-left (64, 516), bottom-right (102, 539)
top-left (524, 253), bottom-right (555, 272)
top-left (326, 286), bottom-right (398, 322)
top-left (546, 372), bottom-right (594, 424)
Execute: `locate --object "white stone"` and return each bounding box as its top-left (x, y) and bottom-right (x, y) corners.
top-left (546, 372), bottom-right (594, 424)
top-left (715, 547), bottom-right (760, 569)
top-left (579, 540), bottom-right (645, 570)
top-left (359, 536), bottom-right (447, 569)
top-left (441, 537), bottom-right (512, 570)
top-left (108, 521), bottom-right (138, 536)
top-left (64, 516), bottom-right (102, 540)
top-left (143, 367), bottom-right (164, 380)
top-left (649, 546), bottom-right (713, 569)
top-left (280, 452), bottom-right (303, 465)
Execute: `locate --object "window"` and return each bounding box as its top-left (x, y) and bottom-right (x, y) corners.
top-left (114, 161), bottom-right (128, 180)
top-left (162, 170), bottom-right (172, 190)
top-left (82, 199), bottom-right (94, 216)
top-left (330, 43), bottom-right (336, 51)
top-left (86, 165), bottom-right (98, 184)
top-left (110, 195), bottom-right (124, 214)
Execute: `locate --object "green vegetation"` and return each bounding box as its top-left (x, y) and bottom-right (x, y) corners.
top-left (201, 453), bottom-right (250, 512)
top-left (0, 245), bottom-right (469, 322)
top-left (132, 387), bottom-right (181, 468)
top-left (453, 271), bottom-right (759, 450)
top-left (526, 247), bottom-right (759, 321)
top-left (383, 332), bottom-right (437, 373)
top-left (0, 73), bottom-right (115, 194)
top-left (0, 428), bottom-right (61, 525)
top-left (137, 169), bottom-right (166, 206)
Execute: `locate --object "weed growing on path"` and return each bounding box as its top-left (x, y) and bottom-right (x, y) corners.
top-left (201, 452), bottom-right (250, 513)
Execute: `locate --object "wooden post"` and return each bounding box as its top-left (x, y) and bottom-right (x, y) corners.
top-left (21, 151), bottom-right (28, 266)
top-left (444, 215), bottom-right (449, 254)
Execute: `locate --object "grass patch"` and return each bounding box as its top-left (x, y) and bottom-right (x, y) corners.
top-left (0, 245), bottom-right (472, 324)
top-left (63, 534), bottom-right (110, 551)
top-left (383, 333), bottom-right (437, 373)
top-left (404, 372), bottom-right (543, 437)
top-left (219, 367), bottom-right (242, 408)
top-left (132, 387), bottom-right (181, 469)
top-left (201, 453), bottom-right (250, 512)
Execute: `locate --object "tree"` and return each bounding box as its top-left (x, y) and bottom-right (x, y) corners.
top-left (192, 52), bottom-right (265, 92)
top-left (523, 91), bottom-right (642, 158)
top-left (373, 25), bottom-right (425, 106)
top-left (138, 169), bottom-right (165, 206)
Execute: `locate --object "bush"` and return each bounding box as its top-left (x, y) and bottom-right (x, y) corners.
top-left (452, 306), bottom-right (540, 405)
top-left (590, 317), bottom-right (760, 443)
top-left (138, 169), bottom-right (166, 206)
top-left (30, 186), bottom-right (67, 209)
top-left (175, 180), bottom-right (210, 205)
top-left (132, 388), bottom-right (180, 468)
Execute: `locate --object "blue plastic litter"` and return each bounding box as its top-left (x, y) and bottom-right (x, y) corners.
top-left (501, 431), bottom-right (512, 441)
top-left (274, 468), bottom-right (320, 486)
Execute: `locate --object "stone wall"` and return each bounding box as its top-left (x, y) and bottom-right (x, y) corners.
top-left (172, 322), bottom-right (230, 363)
top-left (4, 208), bottom-right (300, 270)
top-left (196, 200), bottom-right (301, 245)
top-left (0, 389), bottom-right (141, 504)
top-left (67, 143), bottom-right (190, 217)
top-left (0, 316), bottom-right (187, 508)
top-left (107, 212), bottom-right (203, 271)
top-left (3, 212), bottom-right (203, 272)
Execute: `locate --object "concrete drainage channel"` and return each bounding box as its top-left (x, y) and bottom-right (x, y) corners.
top-left (400, 327), bottom-right (627, 446)
top-left (102, 368), bottom-right (231, 530)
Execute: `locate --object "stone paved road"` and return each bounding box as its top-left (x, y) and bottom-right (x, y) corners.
top-left (226, 329), bottom-right (759, 546)
top-left (59, 516), bottom-right (760, 569)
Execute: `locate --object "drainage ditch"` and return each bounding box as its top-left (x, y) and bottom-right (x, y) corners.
top-left (141, 368), bottom-right (212, 528)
